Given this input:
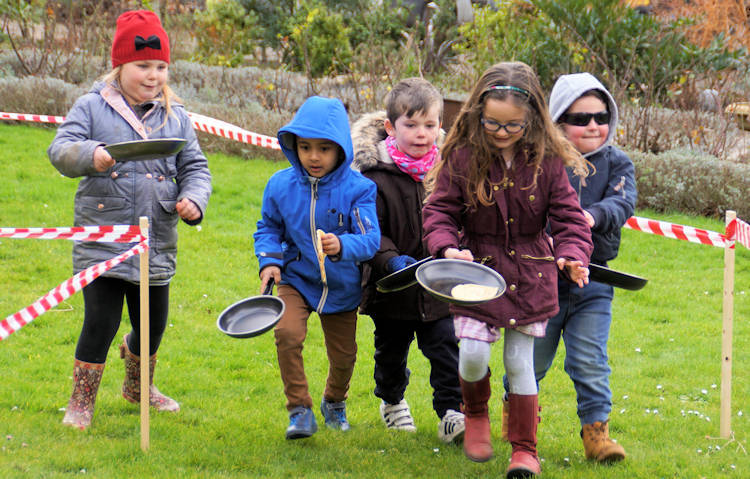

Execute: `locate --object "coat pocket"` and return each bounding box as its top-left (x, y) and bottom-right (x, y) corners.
top-left (76, 195), bottom-right (129, 225)
top-left (154, 199), bottom-right (179, 252)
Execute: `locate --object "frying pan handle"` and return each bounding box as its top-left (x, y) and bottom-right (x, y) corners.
top-left (263, 278), bottom-right (276, 296)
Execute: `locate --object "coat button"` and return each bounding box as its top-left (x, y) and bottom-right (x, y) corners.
top-left (493, 185), bottom-right (499, 191)
top-left (509, 181), bottom-right (514, 187)
top-left (538, 272), bottom-right (543, 277)
top-left (509, 319), bottom-right (517, 326)
top-left (529, 194), bottom-right (535, 201)
top-left (509, 250), bottom-right (515, 256)
top-left (146, 173), bottom-right (153, 179)
top-left (509, 284), bottom-right (517, 291)
top-left (97, 203), bottom-right (104, 209)
top-left (509, 218), bottom-right (514, 223)
top-left (110, 172), bottom-right (118, 179)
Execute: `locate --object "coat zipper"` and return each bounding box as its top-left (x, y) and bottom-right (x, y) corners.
top-left (308, 178), bottom-right (328, 313)
top-left (520, 254), bottom-right (555, 261)
top-left (353, 207), bottom-right (366, 234)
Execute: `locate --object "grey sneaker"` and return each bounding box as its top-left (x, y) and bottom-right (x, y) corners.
top-left (379, 399), bottom-right (417, 432)
top-left (438, 409), bottom-right (465, 444)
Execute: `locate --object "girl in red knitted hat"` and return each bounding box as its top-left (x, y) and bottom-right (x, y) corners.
top-left (48, 10), bottom-right (212, 430)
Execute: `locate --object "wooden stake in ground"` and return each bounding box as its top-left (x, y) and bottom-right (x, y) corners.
top-left (139, 216), bottom-right (150, 451)
top-left (720, 210), bottom-right (736, 438)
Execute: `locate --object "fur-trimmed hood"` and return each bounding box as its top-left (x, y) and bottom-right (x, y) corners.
top-left (351, 111), bottom-right (391, 172)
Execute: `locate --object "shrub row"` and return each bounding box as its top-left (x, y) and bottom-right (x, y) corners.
top-left (0, 62), bottom-right (746, 220)
top-left (629, 148), bottom-right (750, 220)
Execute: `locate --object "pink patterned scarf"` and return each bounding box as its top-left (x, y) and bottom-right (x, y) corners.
top-left (385, 135), bottom-right (438, 182)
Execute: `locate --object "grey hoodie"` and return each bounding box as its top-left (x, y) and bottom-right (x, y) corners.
top-left (548, 72), bottom-right (619, 158)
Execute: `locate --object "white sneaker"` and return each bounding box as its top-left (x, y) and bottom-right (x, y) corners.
top-left (380, 399), bottom-right (417, 432)
top-left (438, 409), bottom-right (465, 444)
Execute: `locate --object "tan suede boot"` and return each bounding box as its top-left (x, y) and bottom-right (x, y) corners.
top-left (460, 372), bottom-right (493, 462)
top-left (581, 420), bottom-right (626, 463)
top-left (120, 334), bottom-right (179, 412)
top-left (62, 359), bottom-right (105, 430)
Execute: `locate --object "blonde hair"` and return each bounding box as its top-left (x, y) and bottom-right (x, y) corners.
top-left (101, 65), bottom-right (181, 131)
top-left (425, 62), bottom-right (589, 209)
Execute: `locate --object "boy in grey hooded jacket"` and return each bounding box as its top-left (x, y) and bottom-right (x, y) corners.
top-left (524, 72), bottom-right (636, 463)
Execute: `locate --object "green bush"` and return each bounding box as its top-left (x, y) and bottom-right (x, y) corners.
top-left (630, 148), bottom-right (750, 219)
top-left (283, 1), bottom-right (353, 78)
top-left (193, 0), bottom-right (261, 67)
top-left (455, 0), bottom-right (744, 98)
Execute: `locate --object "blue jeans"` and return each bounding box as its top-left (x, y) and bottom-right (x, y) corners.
top-left (534, 279), bottom-right (614, 426)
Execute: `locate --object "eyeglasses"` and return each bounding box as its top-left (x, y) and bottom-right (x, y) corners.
top-left (559, 111), bottom-right (610, 126)
top-left (480, 117), bottom-right (526, 134)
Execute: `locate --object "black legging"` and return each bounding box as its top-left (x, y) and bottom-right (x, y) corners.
top-left (75, 276), bottom-right (169, 363)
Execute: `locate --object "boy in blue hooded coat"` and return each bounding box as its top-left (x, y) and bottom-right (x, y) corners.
top-left (254, 96), bottom-right (380, 439)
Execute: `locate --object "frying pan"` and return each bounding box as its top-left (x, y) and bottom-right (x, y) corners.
top-left (105, 138), bottom-right (186, 162)
top-left (375, 256), bottom-right (434, 293)
top-left (216, 279), bottom-right (285, 338)
top-left (415, 259), bottom-right (506, 306)
top-left (589, 263), bottom-right (648, 291)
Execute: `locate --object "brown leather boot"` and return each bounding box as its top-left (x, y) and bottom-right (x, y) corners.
top-left (459, 372), bottom-right (493, 462)
top-left (501, 393), bottom-right (509, 442)
top-left (581, 420), bottom-right (626, 463)
top-left (506, 393), bottom-right (541, 478)
top-left (62, 359), bottom-right (105, 430)
top-left (120, 334), bottom-right (179, 412)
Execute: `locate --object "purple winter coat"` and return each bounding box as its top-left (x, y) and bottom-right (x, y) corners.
top-left (422, 147), bottom-right (593, 329)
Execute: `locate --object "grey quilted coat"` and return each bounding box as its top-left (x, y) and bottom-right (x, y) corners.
top-left (48, 82), bottom-right (212, 283)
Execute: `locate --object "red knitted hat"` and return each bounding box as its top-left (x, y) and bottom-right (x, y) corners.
top-left (111, 10), bottom-right (170, 68)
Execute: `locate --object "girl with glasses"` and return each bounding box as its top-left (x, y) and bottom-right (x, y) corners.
top-left (423, 62), bottom-right (593, 478)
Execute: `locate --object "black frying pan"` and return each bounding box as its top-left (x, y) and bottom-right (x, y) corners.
top-left (589, 263), bottom-right (648, 291)
top-left (105, 138), bottom-right (186, 162)
top-left (375, 256), bottom-right (434, 293)
top-left (217, 279), bottom-right (285, 338)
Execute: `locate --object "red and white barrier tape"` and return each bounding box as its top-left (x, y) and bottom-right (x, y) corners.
top-left (188, 111), bottom-right (280, 150)
top-left (0, 239), bottom-right (148, 341)
top-left (0, 225), bottom-right (144, 243)
top-left (624, 216), bottom-right (728, 248)
top-left (727, 218), bottom-right (750, 250)
top-left (0, 110), bottom-right (280, 150)
top-left (0, 111), bottom-right (65, 124)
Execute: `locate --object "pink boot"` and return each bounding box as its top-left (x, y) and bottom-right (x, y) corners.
top-left (460, 372), bottom-right (493, 462)
top-left (506, 393), bottom-right (541, 478)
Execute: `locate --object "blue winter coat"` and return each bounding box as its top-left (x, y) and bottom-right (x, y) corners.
top-left (254, 97), bottom-right (380, 314)
top-left (48, 82), bottom-right (212, 283)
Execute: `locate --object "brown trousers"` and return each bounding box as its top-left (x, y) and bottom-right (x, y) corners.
top-left (274, 284), bottom-right (358, 411)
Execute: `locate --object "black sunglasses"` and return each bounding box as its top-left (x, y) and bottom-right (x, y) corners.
top-left (559, 111), bottom-right (610, 126)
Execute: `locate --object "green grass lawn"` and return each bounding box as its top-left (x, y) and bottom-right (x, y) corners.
top-left (0, 123), bottom-right (748, 478)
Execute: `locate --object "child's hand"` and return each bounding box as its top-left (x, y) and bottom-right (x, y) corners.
top-left (93, 146), bottom-right (115, 172)
top-left (319, 232), bottom-right (340, 256)
top-left (583, 210), bottom-right (595, 228)
top-left (444, 247), bottom-right (474, 262)
top-left (557, 258), bottom-right (589, 288)
top-left (259, 266), bottom-right (281, 294)
top-left (176, 198), bottom-right (200, 221)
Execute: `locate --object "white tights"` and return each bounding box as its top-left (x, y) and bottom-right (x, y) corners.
top-left (458, 329), bottom-right (537, 395)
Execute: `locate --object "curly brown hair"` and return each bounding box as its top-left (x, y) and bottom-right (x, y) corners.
top-left (425, 62), bottom-right (589, 209)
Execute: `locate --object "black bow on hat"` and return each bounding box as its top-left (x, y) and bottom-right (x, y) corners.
top-left (134, 35), bottom-right (161, 51)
